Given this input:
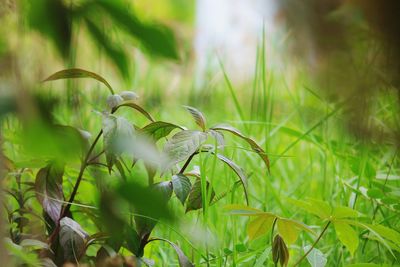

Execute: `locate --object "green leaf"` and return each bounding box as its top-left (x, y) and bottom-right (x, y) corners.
top-left (186, 178), bottom-right (215, 213)
top-left (125, 226), bottom-right (141, 256)
top-left (216, 153), bottom-right (249, 204)
top-left (277, 219), bottom-right (301, 245)
top-left (183, 105), bottom-right (206, 131)
top-left (332, 206), bottom-right (359, 219)
top-left (367, 188), bottom-right (384, 199)
top-left (102, 114), bottom-right (135, 172)
top-left (211, 124), bottom-right (270, 172)
top-left (288, 199), bottom-right (331, 220)
top-left (365, 224), bottom-right (400, 246)
top-left (163, 130), bottom-right (207, 169)
top-left (254, 247), bottom-right (271, 267)
top-left (59, 217), bottom-right (89, 262)
top-left (93, 0), bottom-right (178, 59)
top-left (333, 221), bottom-right (359, 256)
top-left (172, 174), bottom-right (192, 205)
top-left (247, 214), bottom-right (276, 240)
top-left (346, 264), bottom-right (388, 267)
top-left (42, 68), bottom-right (114, 94)
top-left (85, 18), bottom-right (130, 79)
top-left (113, 101), bottom-right (155, 122)
top-left (142, 121), bottom-right (184, 141)
top-left (35, 163), bottom-right (64, 223)
top-left (26, 0), bottom-right (71, 59)
top-left (304, 245), bottom-right (327, 267)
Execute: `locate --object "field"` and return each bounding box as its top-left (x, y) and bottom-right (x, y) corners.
top-left (0, 1), bottom-right (399, 266)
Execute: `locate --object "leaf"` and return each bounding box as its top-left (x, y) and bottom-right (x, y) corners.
top-left (183, 105), bottom-right (206, 131)
top-left (365, 224), bottom-right (400, 246)
top-left (163, 130), bottom-right (207, 169)
top-left (209, 129), bottom-right (225, 149)
top-left (150, 238), bottom-right (194, 267)
top-left (35, 163), bottom-right (64, 223)
top-left (142, 121), bottom-right (184, 141)
top-left (93, 0), bottom-right (178, 59)
top-left (26, 0), bottom-right (71, 59)
top-left (172, 174), bottom-right (192, 205)
top-left (186, 178), bottom-right (215, 212)
top-left (125, 226), bottom-right (141, 256)
top-left (332, 206), bottom-right (359, 219)
top-left (20, 239), bottom-right (49, 250)
top-left (224, 204), bottom-right (268, 216)
top-left (367, 188), bottom-right (384, 199)
top-left (277, 219), bottom-right (301, 245)
top-left (304, 245), bottom-right (327, 267)
top-left (254, 247), bottom-right (271, 267)
top-left (102, 114), bottom-right (135, 172)
top-left (59, 217), bottom-right (89, 262)
top-left (288, 199), bottom-right (331, 220)
top-left (247, 214), bottom-right (276, 240)
top-left (211, 124), bottom-right (270, 172)
top-left (346, 264), bottom-right (385, 267)
top-left (333, 221), bottom-right (359, 256)
top-left (216, 153), bottom-right (249, 204)
top-left (42, 68), bottom-right (114, 94)
top-left (114, 101), bottom-right (155, 122)
top-left (85, 18), bottom-right (130, 79)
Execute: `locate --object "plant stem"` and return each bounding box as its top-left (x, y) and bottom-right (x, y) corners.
top-left (293, 221), bottom-right (331, 266)
top-left (179, 152), bottom-right (198, 174)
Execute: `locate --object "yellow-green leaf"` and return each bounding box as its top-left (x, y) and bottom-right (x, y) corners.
top-left (334, 221), bottom-right (359, 256)
top-left (277, 219), bottom-right (301, 245)
top-left (247, 214), bottom-right (276, 240)
top-left (224, 204), bottom-right (266, 216)
top-left (332, 206), bottom-right (359, 219)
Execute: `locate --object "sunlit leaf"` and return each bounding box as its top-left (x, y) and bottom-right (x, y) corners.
top-left (35, 163), bottom-right (64, 223)
top-left (334, 221), bottom-right (359, 256)
top-left (247, 214), bottom-right (276, 240)
top-left (288, 199), bottom-right (331, 219)
top-left (172, 174), bottom-right (192, 205)
top-left (211, 124), bottom-right (270, 172)
top-left (183, 105), bottom-right (206, 131)
top-left (277, 219), bottom-right (301, 245)
top-left (224, 204), bottom-right (267, 216)
top-left (42, 68), bottom-right (114, 94)
top-left (332, 206), bottom-right (359, 219)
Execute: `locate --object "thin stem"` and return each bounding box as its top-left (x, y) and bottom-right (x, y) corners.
top-left (293, 221), bottom-right (331, 266)
top-left (179, 152), bottom-right (198, 174)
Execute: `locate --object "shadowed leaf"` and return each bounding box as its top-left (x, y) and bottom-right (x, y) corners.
top-left (186, 178), bottom-right (215, 213)
top-left (172, 174), bottom-right (192, 205)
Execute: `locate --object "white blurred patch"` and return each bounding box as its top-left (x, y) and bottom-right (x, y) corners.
top-left (194, 0), bottom-right (279, 86)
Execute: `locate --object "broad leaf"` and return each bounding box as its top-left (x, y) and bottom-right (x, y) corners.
top-left (209, 129), bottom-right (225, 149)
top-left (365, 224), bottom-right (400, 246)
top-left (163, 130), bottom-right (207, 170)
top-left (211, 124), bottom-right (270, 172)
top-left (142, 121), bottom-right (184, 141)
top-left (288, 199), bottom-right (331, 220)
top-left (277, 219), bottom-right (301, 245)
top-left (247, 214), bottom-right (276, 240)
top-left (125, 226), bottom-right (141, 257)
top-left (333, 221), bottom-right (359, 256)
top-left (186, 178), bottom-right (215, 213)
top-left (332, 206), bottom-right (359, 219)
top-left (183, 105), bottom-right (206, 131)
top-left (216, 153), bottom-right (248, 204)
top-left (59, 217), bottom-right (89, 262)
top-left (35, 163), bottom-right (64, 223)
top-left (304, 245), bottom-right (327, 267)
top-left (172, 174), bottom-right (192, 205)
top-left (43, 68), bottom-right (114, 94)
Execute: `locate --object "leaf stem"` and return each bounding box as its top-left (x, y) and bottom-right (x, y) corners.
top-left (293, 221), bottom-right (331, 266)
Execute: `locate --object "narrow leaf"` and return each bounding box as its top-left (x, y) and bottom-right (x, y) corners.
top-left (114, 101), bottom-right (155, 122)
top-left (43, 68), bottom-right (114, 94)
top-left (304, 245), bottom-right (327, 267)
top-left (211, 124), bottom-right (270, 172)
top-left (183, 105), bottom-right (206, 131)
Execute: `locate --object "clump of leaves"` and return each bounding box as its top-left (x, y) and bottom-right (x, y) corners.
top-left (2, 68), bottom-right (270, 266)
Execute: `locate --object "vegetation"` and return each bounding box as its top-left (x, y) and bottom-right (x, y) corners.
top-left (0, 0), bottom-right (399, 266)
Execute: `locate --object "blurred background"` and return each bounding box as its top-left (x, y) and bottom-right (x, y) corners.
top-left (0, 0), bottom-right (399, 266)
